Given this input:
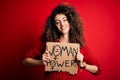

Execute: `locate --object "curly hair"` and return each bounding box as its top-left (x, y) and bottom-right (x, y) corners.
top-left (41, 3), bottom-right (86, 47)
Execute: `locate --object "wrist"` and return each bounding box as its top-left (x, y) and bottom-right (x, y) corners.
top-left (83, 62), bottom-right (87, 68)
top-left (80, 62), bottom-right (87, 69)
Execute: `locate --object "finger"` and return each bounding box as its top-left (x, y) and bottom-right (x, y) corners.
top-left (43, 57), bottom-right (50, 62)
top-left (43, 57), bottom-right (49, 62)
top-left (79, 54), bottom-right (84, 60)
top-left (42, 54), bottom-right (48, 60)
top-left (76, 51), bottom-right (80, 54)
top-left (77, 56), bottom-right (84, 62)
top-left (45, 50), bottom-right (49, 54)
top-left (46, 50), bottom-right (50, 57)
top-left (80, 62), bottom-right (84, 67)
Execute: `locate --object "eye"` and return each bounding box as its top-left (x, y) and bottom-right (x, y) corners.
top-left (55, 21), bottom-right (60, 24)
top-left (63, 18), bottom-right (68, 22)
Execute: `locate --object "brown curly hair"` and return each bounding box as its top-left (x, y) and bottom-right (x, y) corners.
top-left (41, 3), bottom-right (86, 47)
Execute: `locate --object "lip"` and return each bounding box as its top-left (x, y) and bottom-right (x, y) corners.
top-left (61, 26), bottom-right (66, 30)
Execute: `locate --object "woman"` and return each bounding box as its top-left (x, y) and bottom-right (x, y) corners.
top-left (23, 3), bottom-right (101, 80)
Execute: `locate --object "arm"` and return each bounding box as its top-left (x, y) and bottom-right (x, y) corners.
top-left (23, 58), bottom-right (43, 66)
top-left (85, 63), bottom-right (98, 73)
top-left (23, 50), bottom-right (50, 66)
top-left (76, 52), bottom-right (98, 74)
top-left (80, 61), bottom-right (98, 73)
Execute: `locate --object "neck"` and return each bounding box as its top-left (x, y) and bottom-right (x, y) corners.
top-left (60, 33), bottom-right (69, 43)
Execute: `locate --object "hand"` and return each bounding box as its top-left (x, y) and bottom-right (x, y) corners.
top-left (42, 50), bottom-right (50, 65)
top-left (76, 52), bottom-right (84, 67)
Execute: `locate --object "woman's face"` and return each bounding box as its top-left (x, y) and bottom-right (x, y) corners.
top-left (55, 14), bottom-right (70, 35)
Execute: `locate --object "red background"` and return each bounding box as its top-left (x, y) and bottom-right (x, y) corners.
top-left (0, 0), bottom-right (120, 80)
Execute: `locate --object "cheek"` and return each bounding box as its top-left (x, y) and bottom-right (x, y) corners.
top-left (56, 25), bottom-right (60, 30)
top-left (67, 23), bottom-right (70, 30)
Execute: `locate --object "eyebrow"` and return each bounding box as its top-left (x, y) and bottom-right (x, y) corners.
top-left (55, 17), bottom-right (67, 21)
top-left (63, 17), bottom-right (67, 19)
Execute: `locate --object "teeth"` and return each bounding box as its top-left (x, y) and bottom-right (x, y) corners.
top-left (61, 27), bottom-right (66, 30)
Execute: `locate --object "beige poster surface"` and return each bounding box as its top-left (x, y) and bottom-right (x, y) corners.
top-left (45, 42), bottom-right (80, 74)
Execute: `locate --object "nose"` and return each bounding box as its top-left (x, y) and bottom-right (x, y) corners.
top-left (60, 21), bottom-right (65, 27)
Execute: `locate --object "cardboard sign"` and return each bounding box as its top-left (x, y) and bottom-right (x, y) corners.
top-left (45, 42), bottom-right (80, 74)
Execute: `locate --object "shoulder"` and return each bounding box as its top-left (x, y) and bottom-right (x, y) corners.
top-left (80, 45), bottom-right (93, 60)
top-left (80, 46), bottom-right (90, 53)
top-left (24, 41), bottom-right (46, 58)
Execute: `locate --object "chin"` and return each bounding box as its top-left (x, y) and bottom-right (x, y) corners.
top-left (61, 32), bottom-right (69, 34)
top-left (60, 29), bottom-right (69, 34)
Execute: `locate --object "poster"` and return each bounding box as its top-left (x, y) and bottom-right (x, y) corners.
top-left (45, 42), bottom-right (80, 74)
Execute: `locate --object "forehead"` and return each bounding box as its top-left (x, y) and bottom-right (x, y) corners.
top-left (55, 14), bottom-right (67, 20)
